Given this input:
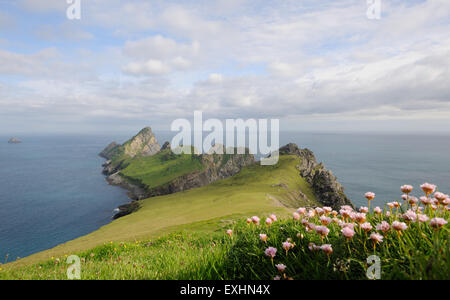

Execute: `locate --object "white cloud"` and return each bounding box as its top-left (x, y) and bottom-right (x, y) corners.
top-left (122, 59), bottom-right (171, 76)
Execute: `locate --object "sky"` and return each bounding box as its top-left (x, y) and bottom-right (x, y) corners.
top-left (0, 0), bottom-right (449, 135)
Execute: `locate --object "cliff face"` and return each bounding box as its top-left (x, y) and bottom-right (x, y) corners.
top-left (279, 143), bottom-right (353, 209)
top-left (123, 127), bottom-right (160, 158)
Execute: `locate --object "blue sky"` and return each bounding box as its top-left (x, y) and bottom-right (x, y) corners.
top-left (0, 0), bottom-right (449, 135)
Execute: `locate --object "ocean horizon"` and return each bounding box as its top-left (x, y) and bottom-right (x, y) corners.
top-left (1, 131), bottom-right (449, 262)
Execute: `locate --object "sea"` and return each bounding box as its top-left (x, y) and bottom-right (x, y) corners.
top-left (1, 131), bottom-right (449, 262)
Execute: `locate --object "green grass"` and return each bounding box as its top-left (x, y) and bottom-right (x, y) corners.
top-left (119, 150), bottom-right (205, 190)
top-left (2, 207), bottom-right (447, 280)
top-left (2, 155), bottom-right (315, 272)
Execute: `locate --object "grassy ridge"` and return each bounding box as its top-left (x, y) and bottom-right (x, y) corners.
top-left (2, 155), bottom-right (316, 272)
top-left (119, 150), bottom-right (205, 189)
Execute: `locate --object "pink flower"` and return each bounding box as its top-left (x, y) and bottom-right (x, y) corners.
top-left (420, 196), bottom-right (431, 205)
top-left (341, 205), bottom-right (354, 211)
top-left (365, 192), bottom-right (376, 201)
top-left (434, 192), bottom-right (448, 204)
top-left (320, 244), bottom-right (333, 255)
top-left (265, 247), bottom-right (277, 258)
top-left (408, 197), bottom-right (419, 206)
top-left (401, 194), bottom-right (408, 201)
top-left (402, 210), bottom-right (417, 222)
top-left (385, 211), bottom-right (391, 217)
top-left (370, 232), bottom-right (384, 244)
top-left (323, 207), bottom-right (332, 214)
top-left (293, 212), bottom-right (301, 221)
top-left (401, 185), bottom-right (414, 194)
top-left (418, 214), bottom-right (429, 223)
top-left (392, 221), bottom-right (408, 231)
top-left (376, 221), bottom-right (390, 233)
top-left (355, 213), bottom-right (367, 224)
top-left (421, 183), bottom-right (437, 195)
top-left (315, 207), bottom-right (325, 216)
top-left (226, 229), bottom-right (233, 237)
top-left (282, 242), bottom-right (293, 253)
top-left (269, 214), bottom-right (277, 222)
top-left (387, 202), bottom-right (395, 209)
top-left (320, 216), bottom-right (332, 226)
top-left (265, 218), bottom-right (273, 226)
top-left (274, 275), bottom-right (281, 280)
top-left (275, 264), bottom-right (287, 273)
top-left (251, 216), bottom-right (260, 225)
top-left (246, 218), bottom-right (252, 224)
top-left (340, 209), bottom-right (352, 219)
top-left (374, 206), bottom-right (382, 214)
top-left (259, 233), bottom-right (268, 242)
top-left (359, 207), bottom-right (369, 213)
top-left (315, 226), bottom-right (330, 237)
top-left (429, 218), bottom-right (448, 229)
top-left (307, 209), bottom-right (316, 218)
top-left (393, 202), bottom-right (401, 208)
top-left (308, 243), bottom-right (320, 252)
top-left (360, 222), bottom-right (373, 232)
top-left (341, 227), bottom-right (355, 240)
top-left (297, 207), bottom-right (306, 215)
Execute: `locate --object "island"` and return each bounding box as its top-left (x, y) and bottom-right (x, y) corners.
top-left (8, 137), bottom-right (21, 144)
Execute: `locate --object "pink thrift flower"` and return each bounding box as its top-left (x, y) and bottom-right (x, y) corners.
top-left (259, 233), bottom-right (268, 242)
top-left (376, 221), bottom-right (390, 233)
top-left (275, 264), bottom-right (286, 273)
top-left (429, 218), bottom-right (448, 229)
top-left (385, 211), bottom-right (391, 217)
top-left (359, 207), bottom-right (369, 213)
top-left (387, 202), bottom-right (395, 209)
top-left (246, 218), bottom-right (252, 224)
top-left (374, 206), bottom-right (382, 214)
top-left (282, 242), bottom-right (293, 253)
top-left (408, 197), bottom-right (419, 206)
top-left (418, 214), bottom-right (429, 223)
top-left (308, 243), bottom-right (320, 252)
top-left (355, 213), bottom-right (367, 224)
top-left (226, 229), bottom-right (233, 237)
top-left (402, 210), bottom-right (417, 222)
top-left (392, 221), bottom-right (408, 232)
top-left (320, 244), bottom-right (333, 255)
top-left (265, 218), bottom-right (273, 226)
top-left (274, 275), bottom-right (281, 280)
top-left (341, 205), bottom-right (354, 211)
top-left (421, 183), bottom-right (437, 195)
top-left (251, 216), bottom-right (260, 225)
top-left (297, 207), bottom-right (306, 215)
top-left (265, 247), bottom-right (277, 258)
top-left (269, 214), bottom-right (277, 222)
top-left (315, 226), bottom-right (330, 237)
top-left (323, 207), bottom-right (332, 214)
top-left (320, 216), bottom-right (332, 226)
top-left (315, 207), bottom-right (325, 216)
top-left (401, 185), bottom-right (413, 194)
top-left (434, 192), bottom-right (448, 203)
top-left (341, 227), bottom-right (355, 240)
top-left (360, 222), bottom-right (373, 232)
top-left (420, 196), bottom-right (431, 205)
top-left (365, 192), bottom-right (376, 201)
top-left (370, 232), bottom-right (384, 244)
top-left (401, 194), bottom-right (408, 201)
top-left (293, 212), bottom-right (301, 221)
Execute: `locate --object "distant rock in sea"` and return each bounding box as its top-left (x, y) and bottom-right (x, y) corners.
top-left (8, 137), bottom-right (21, 144)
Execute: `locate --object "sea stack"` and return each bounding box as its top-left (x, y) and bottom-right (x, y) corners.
top-left (8, 137), bottom-right (21, 144)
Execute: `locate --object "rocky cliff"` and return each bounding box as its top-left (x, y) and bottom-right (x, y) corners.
top-left (279, 143), bottom-right (353, 209)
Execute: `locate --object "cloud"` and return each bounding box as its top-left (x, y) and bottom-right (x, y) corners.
top-left (122, 59), bottom-right (171, 76)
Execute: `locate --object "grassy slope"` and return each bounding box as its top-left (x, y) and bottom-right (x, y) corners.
top-left (3, 155), bottom-right (317, 272)
top-left (118, 150), bottom-right (205, 189)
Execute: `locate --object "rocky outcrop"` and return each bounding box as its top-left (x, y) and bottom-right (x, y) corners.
top-left (123, 127), bottom-right (160, 158)
top-left (99, 142), bottom-right (120, 159)
top-left (279, 143), bottom-right (353, 209)
top-left (8, 137), bottom-right (21, 144)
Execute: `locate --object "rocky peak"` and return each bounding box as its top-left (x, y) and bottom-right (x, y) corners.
top-left (279, 143), bottom-right (353, 209)
top-left (123, 127), bottom-right (161, 158)
top-left (99, 142), bottom-right (120, 159)
top-left (161, 141), bottom-right (171, 151)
